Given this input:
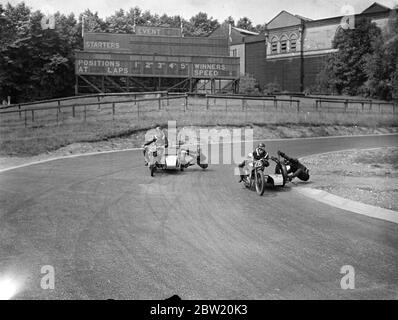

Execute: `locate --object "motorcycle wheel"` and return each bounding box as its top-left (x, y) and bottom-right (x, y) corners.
top-left (255, 170), bottom-right (266, 196)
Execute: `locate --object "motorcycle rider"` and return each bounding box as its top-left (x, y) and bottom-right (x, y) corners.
top-left (238, 143), bottom-right (269, 183)
top-left (277, 150), bottom-right (309, 181)
top-left (142, 125), bottom-right (169, 166)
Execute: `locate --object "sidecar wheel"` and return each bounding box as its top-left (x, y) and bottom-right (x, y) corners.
top-left (197, 156), bottom-right (208, 169)
top-left (150, 164), bottom-right (156, 177)
top-left (275, 163), bottom-right (288, 186)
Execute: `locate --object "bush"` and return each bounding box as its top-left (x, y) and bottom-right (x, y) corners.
top-left (263, 82), bottom-right (280, 94)
top-left (239, 75), bottom-right (262, 95)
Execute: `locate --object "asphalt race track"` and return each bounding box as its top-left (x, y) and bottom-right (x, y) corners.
top-left (0, 134), bottom-right (397, 299)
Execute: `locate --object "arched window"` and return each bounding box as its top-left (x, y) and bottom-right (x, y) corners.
top-left (280, 35), bottom-right (288, 53)
top-left (270, 36), bottom-right (278, 54)
top-left (290, 33), bottom-right (298, 52)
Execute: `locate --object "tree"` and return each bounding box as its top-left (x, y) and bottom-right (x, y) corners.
top-left (0, 2), bottom-right (31, 49)
top-left (106, 9), bottom-right (134, 33)
top-left (185, 12), bottom-right (219, 36)
top-left (316, 18), bottom-right (381, 95)
top-left (158, 14), bottom-right (183, 28)
top-left (362, 7), bottom-right (398, 100)
top-left (254, 23), bottom-right (267, 34)
top-left (0, 4), bottom-right (81, 101)
top-left (223, 16), bottom-right (235, 26)
top-left (236, 17), bottom-right (256, 32)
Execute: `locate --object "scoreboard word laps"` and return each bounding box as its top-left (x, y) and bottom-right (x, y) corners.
top-left (75, 53), bottom-right (239, 79)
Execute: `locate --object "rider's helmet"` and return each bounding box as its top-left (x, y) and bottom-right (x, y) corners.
top-left (257, 143), bottom-right (266, 151)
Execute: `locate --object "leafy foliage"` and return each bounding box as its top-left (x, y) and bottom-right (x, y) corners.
top-left (314, 13), bottom-right (398, 100)
top-left (0, 4), bottom-right (80, 101)
top-left (185, 12), bottom-right (219, 36)
top-left (361, 8), bottom-right (398, 100)
top-left (236, 17), bottom-right (256, 32)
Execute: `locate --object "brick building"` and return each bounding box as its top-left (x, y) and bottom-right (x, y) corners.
top-left (210, 2), bottom-right (395, 92)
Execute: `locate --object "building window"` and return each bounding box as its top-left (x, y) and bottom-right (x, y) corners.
top-left (280, 35), bottom-right (288, 53)
top-left (290, 40), bottom-right (297, 51)
top-left (290, 34), bottom-right (298, 52)
top-left (271, 37), bottom-right (278, 54)
top-left (231, 49), bottom-right (237, 57)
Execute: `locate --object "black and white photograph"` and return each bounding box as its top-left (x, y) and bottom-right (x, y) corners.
top-left (0, 0), bottom-right (397, 308)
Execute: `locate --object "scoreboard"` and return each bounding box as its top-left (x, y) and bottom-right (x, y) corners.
top-left (83, 32), bottom-right (229, 57)
top-left (75, 51), bottom-right (240, 79)
top-left (134, 26), bottom-right (182, 37)
top-left (75, 29), bottom-right (239, 85)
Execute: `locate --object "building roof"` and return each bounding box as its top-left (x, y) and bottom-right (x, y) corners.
top-left (361, 2), bottom-right (391, 14)
top-left (266, 10), bottom-right (305, 29)
top-left (231, 26), bottom-right (259, 36)
top-left (294, 14), bottom-right (312, 21)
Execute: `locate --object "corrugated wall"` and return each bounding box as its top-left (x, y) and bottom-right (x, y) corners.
top-left (264, 57), bottom-right (302, 92)
top-left (303, 54), bottom-right (329, 90)
top-left (245, 41), bottom-right (266, 88)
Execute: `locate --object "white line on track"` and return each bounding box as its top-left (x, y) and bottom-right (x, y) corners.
top-left (296, 187), bottom-right (398, 224)
top-left (0, 133), bottom-right (396, 174)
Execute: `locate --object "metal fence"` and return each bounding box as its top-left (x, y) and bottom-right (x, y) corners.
top-left (0, 93), bottom-right (188, 128)
top-left (0, 92), bottom-right (395, 129)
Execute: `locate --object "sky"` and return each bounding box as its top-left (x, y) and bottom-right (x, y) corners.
top-left (2, 0), bottom-right (398, 25)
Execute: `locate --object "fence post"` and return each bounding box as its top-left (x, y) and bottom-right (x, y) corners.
top-left (97, 96), bottom-right (101, 110)
top-left (344, 100), bottom-right (348, 112)
top-left (290, 96), bottom-right (292, 107)
top-left (56, 108), bottom-right (59, 125)
top-left (206, 96), bottom-right (209, 110)
top-left (369, 100), bottom-right (373, 112)
top-left (167, 92), bottom-right (169, 106)
top-left (245, 101), bottom-right (248, 123)
top-left (361, 102), bottom-right (364, 112)
top-left (185, 94), bottom-right (188, 111)
top-left (242, 99), bottom-right (245, 111)
top-left (112, 102), bottom-right (115, 120)
top-left (137, 101), bottom-right (140, 118)
top-left (18, 104), bottom-right (21, 119)
top-left (274, 97), bottom-right (277, 110)
top-left (31, 110), bottom-right (34, 122)
top-left (158, 97), bottom-right (161, 110)
top-left (84, 105), bottom-right (87, 121)
top-left (24, 109), bottom-right (27, 127)
top-left (315, 100), bottom-right (318, 111)
top-left (72, 105), bottom-right (75, 117)
top-left (297, 101), bottom-right (300, 113)
top-left (226, 99), bottom-right (228, 112)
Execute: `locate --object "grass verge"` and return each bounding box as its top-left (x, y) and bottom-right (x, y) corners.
top-left (301, 147), bottom-right (398, 211)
